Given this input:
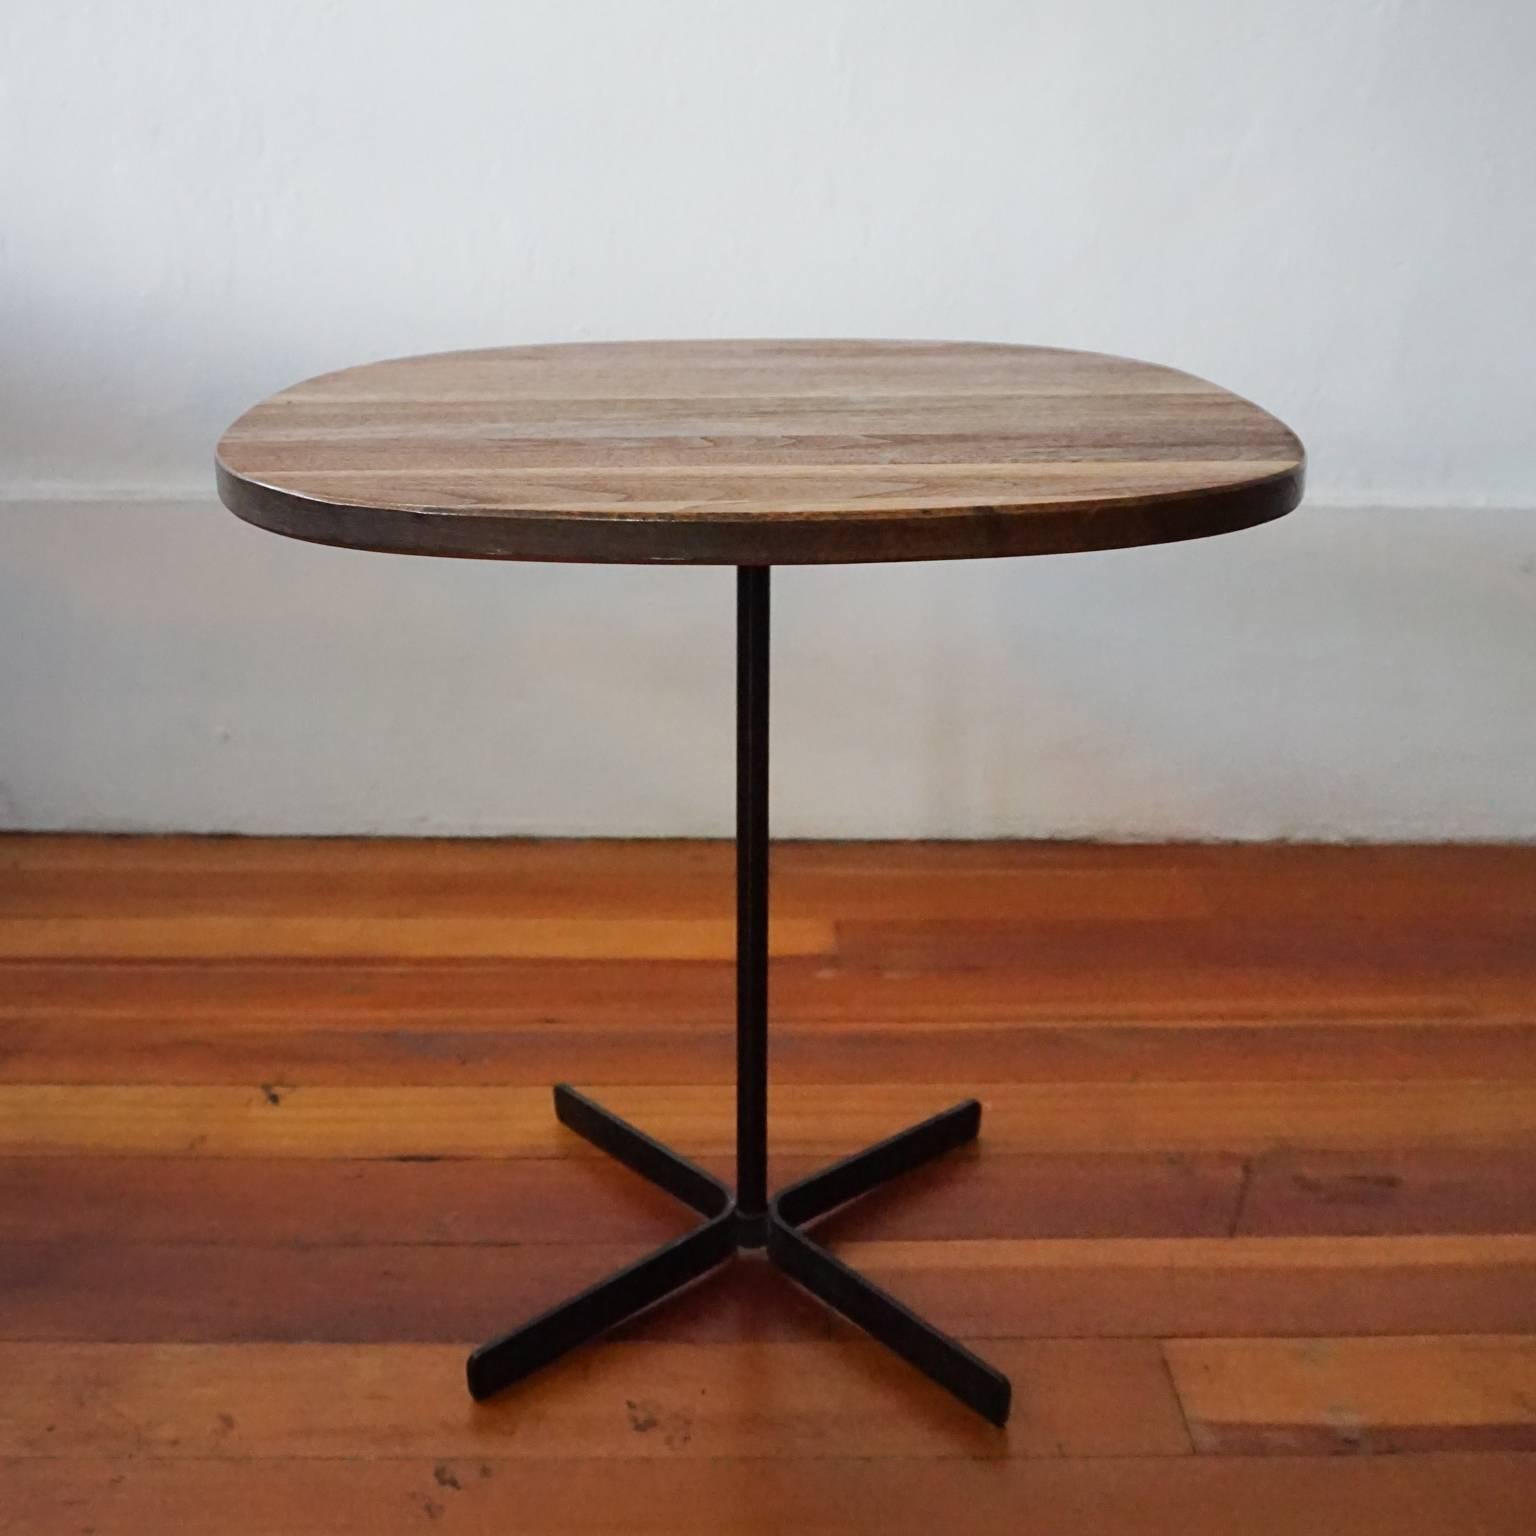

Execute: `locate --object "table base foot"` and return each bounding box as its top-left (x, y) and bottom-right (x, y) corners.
top-left (466, 1086), bottom-right (1011, 1425)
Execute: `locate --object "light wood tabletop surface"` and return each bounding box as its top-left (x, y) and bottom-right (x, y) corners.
top-left (216, 340), bottom-right (1304, 564)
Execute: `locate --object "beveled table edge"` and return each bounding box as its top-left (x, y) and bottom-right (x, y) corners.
top-left (215, 458), bottom-right (1305, 566)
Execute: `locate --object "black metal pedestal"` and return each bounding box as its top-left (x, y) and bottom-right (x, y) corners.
top-left (466, 568), bottom-right (1012, 1427)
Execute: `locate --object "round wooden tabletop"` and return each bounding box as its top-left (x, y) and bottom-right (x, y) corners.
top-left (216, 340), bottom-right (1304, 565)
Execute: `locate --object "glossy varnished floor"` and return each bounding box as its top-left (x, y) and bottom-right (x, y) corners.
top-left (2, 836), bottom-right (1535, 1533)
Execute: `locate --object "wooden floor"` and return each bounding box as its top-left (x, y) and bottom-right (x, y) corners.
top-left (2, 836), bottom-right (1536, 1533)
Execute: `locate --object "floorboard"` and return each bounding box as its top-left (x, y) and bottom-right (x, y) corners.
top-left (5, 1455), bottom-right (1536, 1536)
top-left (1165, 1335), bottom-right (1536, 1453)
top-left (1, 835), bottom-right (1533, 1531)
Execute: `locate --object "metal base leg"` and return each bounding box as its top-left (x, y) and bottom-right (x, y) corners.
top-left (465, 1087), bottom-right (736, 1402)
top-left (767, 1098), bottom-right (1012, 1426)
top-left (466, 1087), bottom-right (1012, 1424)
top-left (466, 568), bottom-right (1011, 1425)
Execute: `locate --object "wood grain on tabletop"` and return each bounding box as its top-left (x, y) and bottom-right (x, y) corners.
top-left (214, 340), bottom-right (1305, 564)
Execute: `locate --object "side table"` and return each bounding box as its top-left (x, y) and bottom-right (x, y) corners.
top-left (217, 339), bottom-right (1304, 1426)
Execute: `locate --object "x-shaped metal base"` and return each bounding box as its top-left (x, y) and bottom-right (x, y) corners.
top-left (466, 1085), bottom-right (1012, 1426)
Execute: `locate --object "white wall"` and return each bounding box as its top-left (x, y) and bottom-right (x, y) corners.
top-left (2, 1), bottom-right (1534, 839)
